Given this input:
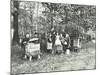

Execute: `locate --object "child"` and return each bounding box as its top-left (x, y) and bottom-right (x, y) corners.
top-left (62, 33), bottom-right (71, 54)
top-left (21, 33), bottom-right (30, 58)
top-left (55, 33), bottom-right (62, 54)
top-left (47, 33), bottom-right (52, 53)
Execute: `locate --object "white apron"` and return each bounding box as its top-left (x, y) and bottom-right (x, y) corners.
top-left (55, 35), bottom-right (61, 46)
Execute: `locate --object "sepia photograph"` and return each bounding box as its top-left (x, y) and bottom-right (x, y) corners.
top-left (11, 0), bottom-right (96, 74)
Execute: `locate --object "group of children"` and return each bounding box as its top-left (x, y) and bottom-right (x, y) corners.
top-left (20, 28), bottom-right (71, 56)
top-left (47, 29), bottom-right (71, 54)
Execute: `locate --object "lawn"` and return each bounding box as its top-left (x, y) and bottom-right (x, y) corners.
top-left (11, 41), bottom-right (96, 74)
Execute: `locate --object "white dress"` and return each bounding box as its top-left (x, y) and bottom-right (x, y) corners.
top-left (55, 35), bottom-right (61, 45)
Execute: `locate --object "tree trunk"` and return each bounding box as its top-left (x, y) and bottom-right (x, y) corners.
top-left (64, 7), bottom-right (68, 24)
top-left (13, 1), bottom-right (19, 44)
top-left (50, 9), bottom-right (53, 29)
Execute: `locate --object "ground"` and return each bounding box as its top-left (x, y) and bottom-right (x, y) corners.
top-left (11, 41), bottom-right (96, 74)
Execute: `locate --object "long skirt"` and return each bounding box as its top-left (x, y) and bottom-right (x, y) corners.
top-left (55, 39), bottom-right (61, 46)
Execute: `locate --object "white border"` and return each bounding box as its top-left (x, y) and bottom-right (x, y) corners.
top-left (0, 0), bottom-right (98, 75)
top-left (20, 0), bottom-right (96, 5)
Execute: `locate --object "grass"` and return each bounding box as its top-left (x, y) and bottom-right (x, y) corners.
top-left (11, 41), bottom-right (96, 74)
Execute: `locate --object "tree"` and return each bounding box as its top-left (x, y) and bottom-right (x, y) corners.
top-left (12, 0), bottom-right (20, 44)
top-left (18, 1), bottom-right (36, 36)
top-left (42, 3), bottom-right (60, 29)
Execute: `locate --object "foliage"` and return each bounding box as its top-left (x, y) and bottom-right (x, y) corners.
top-left (11, 1), bottom-right (96, 40)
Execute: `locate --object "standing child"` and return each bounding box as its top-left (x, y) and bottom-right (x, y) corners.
top-left (55, 33), bottom-right (62, 54)
top-left (21, 33), bottom-right (30, 58)
top-left (40, 32), bottom-right (46, 53)
top-left (47, 33), bottom-right (52, 53)
top-left (62, 33), bottom-right (71, 54)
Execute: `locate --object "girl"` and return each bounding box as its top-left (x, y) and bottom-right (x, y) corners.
top-left (55, 33), bottom-right (62, 54)
top-left (47, 33), bottom-right (52, 53)
top-left (21, 33), bottom-right (30, 58)
top-left (62, 33), bottom-right (71, 54)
